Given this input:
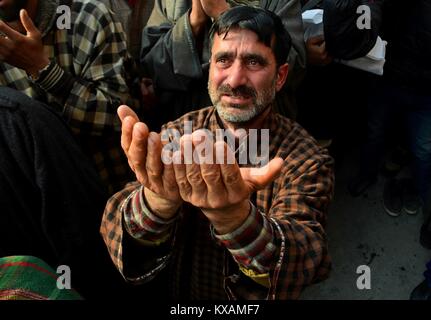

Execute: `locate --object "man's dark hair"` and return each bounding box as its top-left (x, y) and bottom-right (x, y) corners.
top-left (209, 6), bottom-right (292, 66)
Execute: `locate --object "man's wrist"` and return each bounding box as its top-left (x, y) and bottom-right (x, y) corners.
top-left (143, 187), bottom-right (181, 220)
top-left (204, 200), bottom-right (251, 235)
top-left (27, 58), bottom-right (51, 80)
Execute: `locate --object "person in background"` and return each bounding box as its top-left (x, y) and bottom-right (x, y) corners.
top-left (0, 0), bottom-right (135, 193)
top-left (343, 0), bottom-right (431, 219)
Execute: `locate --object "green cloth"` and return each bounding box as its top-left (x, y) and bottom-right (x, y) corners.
top-left (0, 256), bottom-right (82, 300)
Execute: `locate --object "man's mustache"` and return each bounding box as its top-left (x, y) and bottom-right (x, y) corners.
top-left (217, 84), bottom-right (257, 99)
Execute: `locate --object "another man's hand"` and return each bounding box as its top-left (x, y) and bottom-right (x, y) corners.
top-left (0, 10), bottom-right (49, 78)
top-left (306, 36), bottom-right (333, 66)
top-left (118, 105), bottom-right (182, 220)
top-left (200, 0), bottom-right (229, 19)
top-left (190, 0), bottom-right (209, 37)
top-left (173, 130), bottom-right (284, 234)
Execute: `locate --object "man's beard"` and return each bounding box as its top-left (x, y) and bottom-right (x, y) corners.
top-left (0, 0), bottom-right (29, 22)
top-left (209, 78), bottom-right (277, 123)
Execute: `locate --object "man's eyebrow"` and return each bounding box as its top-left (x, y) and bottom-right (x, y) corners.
top-left (240, 53), bottom-right (269, 66)
top-left (214, 51), bottom-right (235, 60)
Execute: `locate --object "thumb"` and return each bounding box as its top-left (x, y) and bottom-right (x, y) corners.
top-left (20, 9), bottom-right (39, 36)
top-left (241, 157), bottom-right (284, 191)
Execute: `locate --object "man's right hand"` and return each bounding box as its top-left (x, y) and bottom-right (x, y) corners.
top-left (118, 105), bottom-right (182, 220)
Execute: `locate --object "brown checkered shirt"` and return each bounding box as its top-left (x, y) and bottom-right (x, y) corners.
top-left (101, 107), bottom-right (334, 300)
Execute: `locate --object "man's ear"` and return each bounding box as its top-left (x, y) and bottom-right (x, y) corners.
top-left (275, 63), bottom-right (289, 92)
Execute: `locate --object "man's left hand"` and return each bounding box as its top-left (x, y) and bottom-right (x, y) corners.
top-left (0, 9), bottom-right (49, 77)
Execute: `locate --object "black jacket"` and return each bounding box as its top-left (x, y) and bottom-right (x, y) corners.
top-left (0, 87), bottom-right (124, 298)
top-left (323, 0), bottom-right (431, 92)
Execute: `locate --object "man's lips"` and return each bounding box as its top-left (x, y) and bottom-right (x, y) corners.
top-left (221, 94), bottom-right (252, 104)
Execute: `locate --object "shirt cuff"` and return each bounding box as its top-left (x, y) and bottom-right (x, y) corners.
top-left (122, 186), bottom-right (177, 244)
top-left (213, 202), bottom-right (276, 274)
top-left (33, 59), bottom-right (76, 95)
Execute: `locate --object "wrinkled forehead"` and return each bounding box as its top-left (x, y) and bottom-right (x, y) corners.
top-left (211, 28), bottom-right (275, 57)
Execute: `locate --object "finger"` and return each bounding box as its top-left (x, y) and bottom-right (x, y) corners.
top-left (173, 150), bottom-right (193, 202)
top-left (0, 20), bottom-right (21, 40)
top-left (216, 141), bottom-right (248, 198)
top-left (128, 122), bottom-right (149, 185)
top-left (241, 157), bottom-right (284, 191)
top-left (146, 132), bottom-right (164, 192)
top-left (121, 116), bottom-right (138, 155)
top-left (20, 9), bottom-right (39, 36)
top-left (118, 105), bottom-right (139, 123)
top-left (182, 133), bottom-right (207, 201)
top-left (162, 152), bottom-right (179, 197)
top-left (197, 136), bottom-right (227, 209)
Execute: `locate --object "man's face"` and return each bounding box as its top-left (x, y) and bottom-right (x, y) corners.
top-left (208, 28), bottom-right (288, 124)
top-left (0, 0), bottom-right (28, 22)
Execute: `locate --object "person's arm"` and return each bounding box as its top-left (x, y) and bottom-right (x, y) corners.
top-left (101, 105), bottom-right (182, 282)
top-left (323, 0), bottom-right (384, 60)
top-left (40, 3), bottom-right (131, 137)
top-left (0, 4), bottom-right (130, 138)
top-left (223, 136), bottom-right (334, 299)
top-left (100, 182), bottom-right (180, 283)
top-left (140, 0), bottom-right (211, 91)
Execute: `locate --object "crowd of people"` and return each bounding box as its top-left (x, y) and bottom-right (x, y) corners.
top-left (0, 0), bottom-right (429, 300)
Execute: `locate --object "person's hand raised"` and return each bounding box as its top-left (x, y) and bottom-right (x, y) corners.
top-left (118, 105), bottom-right (182, 219)
top-left (0, 10), bottom-right (50, 78)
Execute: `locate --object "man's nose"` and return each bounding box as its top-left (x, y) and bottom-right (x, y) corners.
top-left (226, 61), bottom-right (248, 89)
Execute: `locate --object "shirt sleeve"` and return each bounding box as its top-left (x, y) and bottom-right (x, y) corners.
top-left (122, 185), bottom-right (177, 245)
top-left (36, 2), bottom-right (131, 138)
top-left (100, 182), bottom-right (175, 283)
top-left (213, 202), bottom-right (275, 288)
top-left (224, 132), bottom-right (334, 300)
